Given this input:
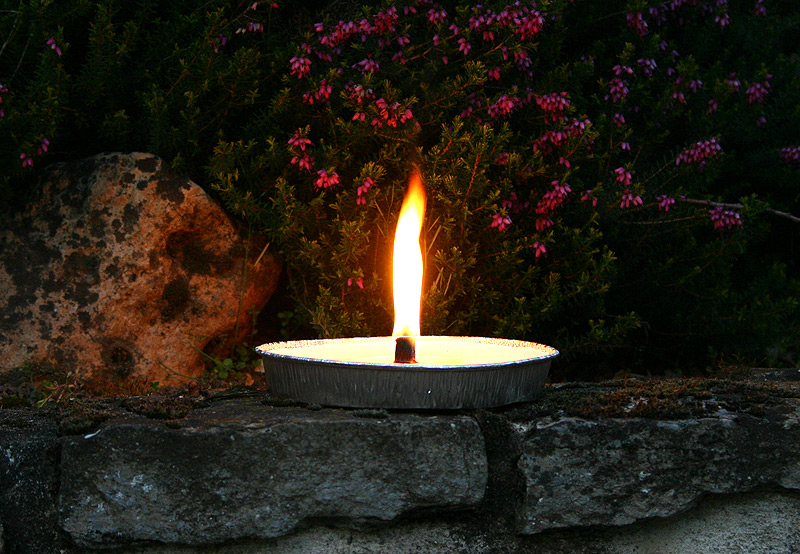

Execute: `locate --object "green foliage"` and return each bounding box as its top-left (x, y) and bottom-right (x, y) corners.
top-left (3, 0), bottom-right (800, 379)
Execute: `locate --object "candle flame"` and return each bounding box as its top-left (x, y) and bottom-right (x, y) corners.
top-left (392, 171), bottom-right (426, 338)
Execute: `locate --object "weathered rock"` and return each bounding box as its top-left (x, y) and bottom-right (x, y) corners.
top-left (517, 411), bottom-right (800, 533)
top-left (58, 400), bottom-right (487, 548)
top-left (0, 413), bottom-right (61, 554)
top-left (0, 153), bottom-right (281, 386)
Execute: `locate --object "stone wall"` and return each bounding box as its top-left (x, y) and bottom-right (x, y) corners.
top-left (2, 373), bottom-right (800, 554)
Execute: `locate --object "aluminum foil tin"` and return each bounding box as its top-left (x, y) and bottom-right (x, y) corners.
top-left (256, 336), bottom-right (558, 409)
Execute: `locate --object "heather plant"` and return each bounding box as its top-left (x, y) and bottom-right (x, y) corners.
top-left (206, 0), bottom-right (800, 375)
top-left (3, 0), bottom-right (800, 378)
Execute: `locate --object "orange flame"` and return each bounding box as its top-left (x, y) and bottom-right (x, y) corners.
top-left (392, 171), bottom-right (426, 337)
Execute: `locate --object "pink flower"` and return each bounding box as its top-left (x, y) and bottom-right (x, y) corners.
top-left (287, 131), bottom-right (313, 151)
top-left (708, 99), bottom-right (718, 114)
top-left (314, 79), bottom-right (332, 102)
top-left (457, 37), bottom-right (472, 56)
top-left (755, 0), bottom-right (767, 16)
top-left (290, 153), bottom-right (315, 172)
top-left (746, 77), bottom-right (771, 104)
top-left (535, 217), bottom-right (554, 231)
top-left (353, 56), bottom-right (380, 74)
top-left (314, 169), bottom-right (340, 190)
top-left (780, 146), bottom-right (800, 164)
top-left (289, 56), bottom-right (311, 78)
top-left (515, 11), bottom-right (544, 40)
top-left (656, 195), bottom-right (675, 211)
top-left (606, 78), bottom-right (629, 103)
top-left (427, 8), bottom-right (447, 24)
top-left (626, 12), bottom-right (649, 38)
top-left (356, 177), bottom-right (373, 205)
top-left (620, 189), bottom-right (643, 208)
top-left (620, 142), bottom-right (631, 152)
top-left (676, 138), bottom-right (722, 166)
top-left (347, 277), bottom-right (364, 289)
top-left (488, 67), bottom-right (501, 80)
top-left (490, 213), bottom-right (512, 231)
top-left (533, 241), bottom-right (547, 258)
top-left (487, 95), bottom-right (519, 118)
top-left (46, 37), bottom-right (62, 56)
top-left (709, 206), bottom-right (742, 230)
top-left (613, 113), bottom-right (626, 127)
top-left (614, 167), bottom-right (632, 186)
top-left (20, 152), bottom-right (33, 168)
top-left (637, 58), bottom-right (657, 77)
top-left (581, 189), bottom-right (598, 207)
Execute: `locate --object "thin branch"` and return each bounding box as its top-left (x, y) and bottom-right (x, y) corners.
top-left (678, 197), bottom-right (800, 224)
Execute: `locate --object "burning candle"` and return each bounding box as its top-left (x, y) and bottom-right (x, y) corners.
top-left (392, 171), bottom-right (426, 363)
top-left (255, 169), bottom-right (559, 409)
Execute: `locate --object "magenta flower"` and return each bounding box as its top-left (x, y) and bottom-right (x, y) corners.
top-left (614, 167), bottom-right (632, 186)
top-left (353, 56), bottom-right (380, 74)
top-left (536, 217), bottom-right (554, 231)
top-left (606, 78), bottom-right (629, 103)
top-left (515, 11), bottom-right (544, 40)
top-left (314, 169), bottom-right (340, 190)
top-left (487, 95), bottom-right (519, 118)
top-left (46, 38), bottom-right (62, 56)
top-left (676, 138), bottom-right (722, 166)
top-left (745, 77), bottom-right (771, 104)
top-left (488, 67), bottom-right (501, 80)
top-left (656, 195), bottom-right (676, 211)
top-left (725, 73), bottom-right (741, 92)
top-left (626, 12), bottom-right (649, 38)
top-left (289, 56), bottom-right (311, 79)
top-left (288, 131), bottom-right (313, 151)
top-left (347, 277), bottom-right (364, 289)
top-left (20, 152), bottom-right (33, 168)
top-left (427, 8), bottom-right (447, 24)
top-left (709, 207), bottom-right (742, 230)
top-left (290, 153), bottom-right (314, 172)
top-left (620, 189), bottom-right (643, 208)
top-left (457, 38), bottom-right (472, 56)
top-left (755, 0), bottom-right (767, 16)
top-left (620, 142), bottom-right (631, 152)
top-left (356, 177), bottom-right (373, 205)
top-left (490, 213), bottom-right (512, 231)
top-left (781, 146), bottom-right (800, 164)
top-left (533, 241), bottom-right (547, 258)
top-left (708, 99), bottom-right (718, 114)
top-left (581, 189), bottom-right (598, 207)
top-left (637, 58), bottom-right (657, 77)
top-left (613, 113), bottom-right (626, 127)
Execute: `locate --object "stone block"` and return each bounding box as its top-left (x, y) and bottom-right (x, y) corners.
top-left (59, 400), bottom-right (487, 548)
top-left (0, 153), bottom-right (281, 386)
top-left (0, 413), bottom-right (61, 554)
top-left (517, 412), bottom-right (800, 533)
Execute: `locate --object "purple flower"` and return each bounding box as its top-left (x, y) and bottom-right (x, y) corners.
top-left (781, 146), bottom-right (800, 164)
top-left (487, 95), bottom-right (519, 118)
top-left (46, 38), bottom-right (62, 56)
top-left (637, 58), bottom-right (657, 78)
top-left (656, 195), bottom-right (676, 211)
top-left (676, 138), bottom-right (722, 166)
top-left (353, 56), bottom-right (380, 74)
top-left (620, 189), bottom-right (643, 208)
top-left (427, 8), bottom-right (447, 24)
top-left (606, 78), bottom-right (629, 103)
top-left (709, 206), bottom-right (742, 230)
top-left (708, 99), bottom-right (718, 114)
top-left (614, 167), bottom-right (632, 186)
top-left (746, 77), bottom-right (772, 104)
top-left (626, 12), bottom-right (649, 38)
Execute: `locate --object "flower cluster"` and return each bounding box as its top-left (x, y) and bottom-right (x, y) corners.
top-left (781, 146), bottom-right (800, 165)
top-left (676, 138), bottom-right (722, 167)
top-left (709, 206), bottom-right (742, 230)
top-left (745, 76), bottom-right (772, 104)
top-left (46, 37), bottom-right (62, 56)
top-left (314, 168), bottom-right (340, 190)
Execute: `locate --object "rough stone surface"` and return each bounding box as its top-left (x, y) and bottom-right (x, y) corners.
top-left (517, 411), bottom-right (800, 533)
top-left (0, 412), bottom-right (61, 554)
top-left (58, 399), bottom-right (487, 548)
top-left (71, 491), bottom-right (800, 554)
top-left (0, 153), bottom-right (281, 386)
